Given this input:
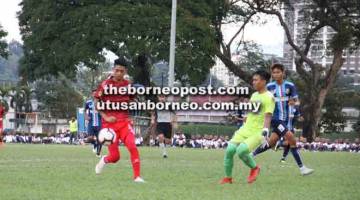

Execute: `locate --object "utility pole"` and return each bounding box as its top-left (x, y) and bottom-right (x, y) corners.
top-left (168, 0), bottom-right (177, 89)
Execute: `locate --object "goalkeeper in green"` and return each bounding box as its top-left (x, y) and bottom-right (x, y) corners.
top-left (220, 70), bottom-right (275, 184)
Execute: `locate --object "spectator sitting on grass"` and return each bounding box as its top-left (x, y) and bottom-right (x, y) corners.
top-left (149, 135), bottom-right (156, 146)
top-left (172, 132), bottom-right (179, 147)
top-left (177, 132), bottom-right (186, 148)
top-left (135, 134), bottom-right (143, 146)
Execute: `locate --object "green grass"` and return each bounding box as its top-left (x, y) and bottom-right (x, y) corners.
top-left (0, 144), bottom-right (360, 200)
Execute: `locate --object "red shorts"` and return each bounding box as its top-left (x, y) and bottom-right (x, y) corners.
top-left (101, 119), bottom-right (135, 142)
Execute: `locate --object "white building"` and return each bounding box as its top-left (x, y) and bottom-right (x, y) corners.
top-left (342, 107), bottom-right (359, 132)
top-left (2, 98), bottom-right (69, 134)
top-left (283, 1), bottom-right (360, 85)
top-left (210, 55), bottom-right (242, 87)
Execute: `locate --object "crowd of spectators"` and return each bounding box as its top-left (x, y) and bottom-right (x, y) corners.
top-left (148, 133), bottom-right (229, 149)
top-left (296, 137), bottom-right (360, 152)
top-left (2, 130), bottom-right (84, 145)
top-left (3, 131), bottom-right (360, 153)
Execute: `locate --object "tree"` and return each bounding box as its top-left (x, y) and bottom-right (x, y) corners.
top-left (320, 88), bottom-right (346, 133)
top-left (0, 86), bottom-right (11, 113)
top-left (0, 41), bottom-right (23, 83)
top-left (208, 0), bottom-right (261, 83)
top-left (0, 84), bottom-right (33, 129)
top-left (200, 74), bottom-right (225, 88)
top-left (18, 0), bottom-right (217, 86)
top-left (235, 41), bottom-right (272, 73)
top-left (152, 62), bottom-right (170, 87)
top-left (76, 61), bottom-right (112, 98)
top-left (0, 24), bottom-right (8, 58)
top-left (33, 75), bottom-right (83, 119)
top-left (239, 0), bottom-right (360, 141)
top-left (353, 115), bottom-right (360, 133)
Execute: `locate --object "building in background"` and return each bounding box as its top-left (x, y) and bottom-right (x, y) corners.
top-left (210, 58), bottom-right (240, 87)
top-left (282, 1), bottom-right (360, 85)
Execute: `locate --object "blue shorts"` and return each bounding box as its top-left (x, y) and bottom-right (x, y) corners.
top-left (271, 120), bottom-right (289, 137)
top-left (87, 126), bottom-right (101, 137)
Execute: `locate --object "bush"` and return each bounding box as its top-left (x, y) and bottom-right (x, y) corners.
top-left (178, 123), bottom-right (237, 136)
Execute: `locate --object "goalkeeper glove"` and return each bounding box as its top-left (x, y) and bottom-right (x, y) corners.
top-left (262, 128), bottom-right (270, 138)
top-left (261, 128), bottom-right (270, 148)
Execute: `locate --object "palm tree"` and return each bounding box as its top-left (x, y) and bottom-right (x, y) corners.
top-left (0, 86), bottom-right (11, 112)
top-left (7, 85), bottom-right (33, 129)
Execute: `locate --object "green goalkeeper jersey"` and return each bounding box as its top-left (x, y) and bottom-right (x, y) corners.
top-left (242, 91), bottom-right (275, 133)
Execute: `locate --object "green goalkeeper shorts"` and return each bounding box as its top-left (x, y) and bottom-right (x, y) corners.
top-left (230, 127), bottom-right (263, 152)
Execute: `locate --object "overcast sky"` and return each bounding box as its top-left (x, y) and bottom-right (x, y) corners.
top-left (0, 0), bottom-right (284, 57)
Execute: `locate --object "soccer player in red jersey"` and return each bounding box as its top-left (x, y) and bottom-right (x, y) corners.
top-left (0, 102), bottom-right (5, 143)
top-left (93, 58), bottom-right (145, 183)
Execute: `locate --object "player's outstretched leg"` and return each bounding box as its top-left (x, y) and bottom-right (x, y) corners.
top-left (95, 138), bottom-right (120, 175)
top-left (236, 143), bottom-right (260, 184)
top-left (219, 143), bottom-right (237, 184)
top-left (252, 133), bottom-right (278, 157)
top-left (285, 132), bottom-right (314, 175)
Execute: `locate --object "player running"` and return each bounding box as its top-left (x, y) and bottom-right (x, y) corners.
top-left (93, 58), bottom-right (145, 183)
top-left (276, 98), bottom-right (302, 162)
top-left (85, 90), bottom-right (102, 157)
top-left (151, 95), bottom-right (177, 158)
top-left (252, 64), bottom-right (314, 176)
top-left (220, 70), bottom-right (275, 184)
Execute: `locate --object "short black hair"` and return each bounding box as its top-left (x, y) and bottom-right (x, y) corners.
top-left (271, 63), bottom-right (284, 72)
top-left (114, 57), bottom-right (129, 68)
top-left (253, 70), bottom-right (271, 82)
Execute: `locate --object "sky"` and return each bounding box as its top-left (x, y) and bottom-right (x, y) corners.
top-left (0, 0), bottom-right (284, 57)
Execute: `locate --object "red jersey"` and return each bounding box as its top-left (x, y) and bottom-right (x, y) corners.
top-left (94, 78), bottom-right (133, 121)
top-left (0, 105), bottom-right (4, 120)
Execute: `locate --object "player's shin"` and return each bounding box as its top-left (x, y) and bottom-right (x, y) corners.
top-left (126, 143), bottom-right (141, 178)
top-left (237, 143), bottom-right (256, 169)
top-left (282, 145), bottom-right (290, 160)
top-left (224, 143), bottom-right (237, 177)
top-left (290, 147), bottom-right (303, 168)
top-left (129, 147), bottom-right (141, 178)
top-left (252, 144), bottom-right (270, 157)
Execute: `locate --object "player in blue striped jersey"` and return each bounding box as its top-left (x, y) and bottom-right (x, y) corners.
top-left (85, 90), bottom-right (102, 157)
top-left (278, 98), bottom-right (302, 162)
top-left (252, 64), bottom-right (314, 176)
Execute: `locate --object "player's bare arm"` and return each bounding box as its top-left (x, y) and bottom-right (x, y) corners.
top-left (94, 98), bottom-right (116, 123)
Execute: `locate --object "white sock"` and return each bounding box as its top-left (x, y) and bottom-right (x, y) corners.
top-left (160, 143), bottom-right (167, 155)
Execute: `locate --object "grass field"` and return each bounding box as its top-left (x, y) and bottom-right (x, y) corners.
top-left (0, 144), bottom-right (359, 200)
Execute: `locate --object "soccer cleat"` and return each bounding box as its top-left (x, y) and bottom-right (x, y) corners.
top-left (219, 177), bottom-right (233, 184)
top-left (163, 154), bottom-right (168, 158)
top-left (300, 166), bottom-right (314, 176)
top-left (95, 156), bottom-right (106, 175)
top-left (247, 166), bottom-right (260, 184)
top-left (134, 177), bottom-right (145, 183)
top-left (280, 158), bottom-right (286, 163)
top-left (92, 147), bottom-right (97, 154)
top-left (96, 153), bottom-right (101, 158)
